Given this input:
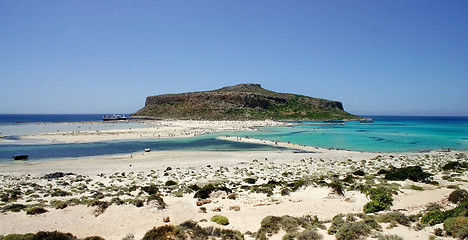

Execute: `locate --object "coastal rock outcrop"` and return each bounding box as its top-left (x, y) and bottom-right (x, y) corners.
top-left (133, 83), bottom-right (355, 120)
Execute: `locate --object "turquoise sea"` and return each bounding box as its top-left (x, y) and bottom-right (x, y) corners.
top-left (0, 115), bottom-right (467, 163)
top-left (241, 116), bottom-right (468, 153)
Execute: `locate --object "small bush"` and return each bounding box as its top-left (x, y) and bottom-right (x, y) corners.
top-left (409, 185), bottom-right (424, 191)
top-left (444, 216), bottom-right (468, 237)
top-left (26, 207), bottom-right (48, 215)
top-left (377, 234), bottom-right (404, 240)
top-left (172, 191), bottom-right (183, 197)
top-left (83, 237), bottom-right (105, 240)
top-left (187, 184), bottom-right (200, 191)
top-left (376, 212), bottom-right (411, 227)
top-left (50, 189), bottom-right (71, 197)
top-left (51, 200), bottom-right (68, 209)
top-left (90, 201), bottom-right (110, 216)
top-left (363, 188), bottom-right (393, 213)
top-left (257, 216), bottom-right (282, 239)
top-left (146, 194), bottom-right (166, 209)
top-left (335, 221), bottom-right (373, 240)
top-left (133, 199), bottom-right (144, 207)
top-left (384, 166), bottom-right (432, 183)
top-left (352, 170), bottom-right (365, 176)
top-left (32, 231), bottom-right (77, 240)
top-left (142, 225), bottom-right (176, 240)
top-left (442, 161), bottom-right (466, 171)
top-left (194, 184), bottom-right (215, 199)
top-left (211, 215), bottom-right (229, 225)
top-left (165, 180), bottom-right (177, 186)
top-left (328, 214), bottom-right (345, 235)
top-left (1, 233), bottom-right (35, 240)
top-left (329, 179), bottom-right (345, 196)
top-left (141, 184), bottom-right (158, 195)
top-left (448, 189), bottom-right (467, 204)
top-left (377, 169), bottom-right (388, 175)
top-left (434, 228), bottom-right (444, 236)
top-left (244, 178), bottom-right (257, 184)
top-left (2, 203), bottom-right (27, 213)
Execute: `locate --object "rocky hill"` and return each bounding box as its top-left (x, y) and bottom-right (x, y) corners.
top-left (132, 84), bottom-right (359, 120)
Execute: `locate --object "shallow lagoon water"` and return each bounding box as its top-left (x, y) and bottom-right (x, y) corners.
top-left (241, 116), bottom-right (468, 152)
top-left (0, 133), bottom-right (287, 163)
top-left (1, 116), bottom-right (467, 163)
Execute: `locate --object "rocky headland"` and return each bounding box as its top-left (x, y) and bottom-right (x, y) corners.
top-left (132, 84), bottom-right (358, 120)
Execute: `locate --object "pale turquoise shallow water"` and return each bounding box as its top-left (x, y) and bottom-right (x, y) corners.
top-left (0, 115), bottom-right (467, 162)
top-left (239, 116), bottom-right (468, 152)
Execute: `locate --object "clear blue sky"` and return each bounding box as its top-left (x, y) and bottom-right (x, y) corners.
top-left (1, 1), bottom-right (467, 116)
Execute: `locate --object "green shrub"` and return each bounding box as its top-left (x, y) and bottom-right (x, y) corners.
top-left (51, 200), bottom-right (68, 209)
top-left (141, 184), bottom-right (158, 195)
top-left (133, 199), bottom-right (144, 207)
top-left (142, 225), bottom-right (176, 240)
top-left (257, 216), bottom-right (282, 239)
top-left (328, 179), bottom-right (344, 196)
top-left (211, 215), bottom-right (229, 225)
top-left (193, 184), bottom-right (232, 199)
top-left (146, 194), bottom-right (166, 209)
top-left (50, 189), bottom-right (71, 197)
top-left (448, 189), bottom-right (468, 204)
top-left (328, 214), bottom-right (345, 235)
top-left (83, 237), bottom-right (105, 240)
top-left (442, 161), bottom-right (467, 171)
top-left (363, 188), bottom-right (393, 213)
top-left (244, 178), bottom-right (257, 184)
top-left (444, 216), bottom-right (468, 238)
top-left (172, 191), bottom-right (183, 197)
top-left (377, 234), bottom-right (404, 240)
top-left (335, 222), bottom-right (373, 240)
top-left (165, 180), bottom-right (177, 186)
top-left (194, 184), bottom-right (215, 199)
top-left (187, 184), bottom-right (200, 191)
top-left (376, 212), bottom-right (411, 227)
top-left (31, 231), bottom-right (77, 240)
top-left (90, 201), bottom-right (110, 216)
top-left (352, 170), bottom-right (365, 176)
top-left (26, 207), bottom-right (48, 215)
top-left (409, 185), bottom-right (424, 191)
top-left (384, 166), bottom-right (432, 183)
top-left (377, 169), bottom-right (388, 175)
top-left (2, 233), bottom-right (35, 240)
top-left (283, 229), bottom-right (323, 240)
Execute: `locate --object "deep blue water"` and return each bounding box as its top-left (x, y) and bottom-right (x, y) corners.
top-left (0, 114), bottom-right (125, 123)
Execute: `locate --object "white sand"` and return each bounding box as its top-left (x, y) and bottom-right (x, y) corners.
top-left (0, 120), bottom-right (467, 240)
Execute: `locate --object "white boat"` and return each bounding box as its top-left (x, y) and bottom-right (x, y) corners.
top-left (359, 118), bottom-right (374, 123)
top-left (103, 114), bottom-right (126, 121)
top-left (144, 147), bottom-right (151, 152)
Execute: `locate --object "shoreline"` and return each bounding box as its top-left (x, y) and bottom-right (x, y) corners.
top-left (0, 120), bottom-right (467, 239)
top-left (0, 120), bottom-right (289, 145)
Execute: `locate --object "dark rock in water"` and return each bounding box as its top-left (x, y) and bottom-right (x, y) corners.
top-left (12, 155), bottom-right (29, 160)
top-left (43, 172), bottom-right (74, 179)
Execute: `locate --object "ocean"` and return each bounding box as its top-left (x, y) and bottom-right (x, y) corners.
top-left (0, 114), bottom-right (467, 163)
top-left (242, 116), bottom-right (468, 153)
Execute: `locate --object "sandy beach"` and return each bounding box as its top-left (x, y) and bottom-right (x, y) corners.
top-left (6, 120), bottom-right (288, 144)
top-left (0, 120), bottom-right (467, 240)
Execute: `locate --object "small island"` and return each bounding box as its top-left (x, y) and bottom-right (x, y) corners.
top-left (132, 84), bottom-right (359, 120)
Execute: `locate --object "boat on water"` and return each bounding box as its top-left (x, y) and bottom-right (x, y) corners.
top-left (323, 119), bottom-right (345, 123)
top-left (359, 118), bottom-right (374, 123)
top-left (13, 155), bottom-right (29, 161)
top-left (102, 114), bottom-right (127, 121)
